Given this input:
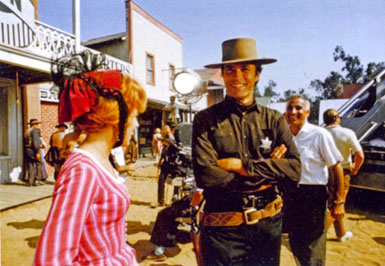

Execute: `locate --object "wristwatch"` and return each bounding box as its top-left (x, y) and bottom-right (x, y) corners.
top-left (333, 200), bottom-right (344, 205)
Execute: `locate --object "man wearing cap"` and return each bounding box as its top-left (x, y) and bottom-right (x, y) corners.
top-left (192, 37), bottom-right (301, 265)
top-left (323, 109), bottom-right (364, 243)
top-left (24, 119), bottom-right (44, 186)
top-left (47, 124), bottom-right (67, 180)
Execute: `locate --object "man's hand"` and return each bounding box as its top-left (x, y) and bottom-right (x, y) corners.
top-left (36, 152), bottom-right (41, 161)
top-left (217, 158), bottom-right (249, 176)
top-left (270, 144), bottom-right (287, 159)
top-left (331, 203), bottom-right (345, 220)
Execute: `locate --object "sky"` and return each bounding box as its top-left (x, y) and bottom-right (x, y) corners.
top-left (38, 0), bottom-right (385, 96)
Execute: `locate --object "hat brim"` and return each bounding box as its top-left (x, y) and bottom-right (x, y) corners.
top-left (29, 122), bottom-right (41, 125)
top-left (204, 58), bottom-right (277, 69)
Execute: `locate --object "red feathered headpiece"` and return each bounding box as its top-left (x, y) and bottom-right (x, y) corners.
top-left (58, 70), bottom-right (122, 124)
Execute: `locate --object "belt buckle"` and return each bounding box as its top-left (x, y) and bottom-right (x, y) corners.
top-left (243, 207), bottom-right (259, 225)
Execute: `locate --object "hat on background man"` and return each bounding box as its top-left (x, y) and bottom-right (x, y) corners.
top-left (204, 37), bottom-right (277, 69)
top-left (28, 119), bottom-right (41, 125)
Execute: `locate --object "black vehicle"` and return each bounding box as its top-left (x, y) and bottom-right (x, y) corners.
top-left (159, 123), bottom-right (195, 200)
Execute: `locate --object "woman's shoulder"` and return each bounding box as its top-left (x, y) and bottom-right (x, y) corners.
top-left (60, 151), bottom-right (98, 177)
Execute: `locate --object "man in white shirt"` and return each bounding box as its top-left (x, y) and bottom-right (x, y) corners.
top-left (163, 96), bottom-right (180, 124)
top-left (285, 96), bottom-right (345, 266)
top-left (323, 109), bottom-right (364, 242)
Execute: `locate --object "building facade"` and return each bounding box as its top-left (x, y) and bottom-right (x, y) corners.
top-left (0, 0), bottom-right (132, 183)
top-left (84, 0), bottom-right (211, 156)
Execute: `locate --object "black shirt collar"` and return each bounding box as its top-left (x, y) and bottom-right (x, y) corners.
top-left (224, 96), bottom-right (260, 114)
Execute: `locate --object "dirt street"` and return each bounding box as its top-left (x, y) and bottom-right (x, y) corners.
top-left (1, 163), bottom-right (385, 266)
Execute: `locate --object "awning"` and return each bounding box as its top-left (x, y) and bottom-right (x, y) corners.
top-left (147, 97), bottom-right (200, 112)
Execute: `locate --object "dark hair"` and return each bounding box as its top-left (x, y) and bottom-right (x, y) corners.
top-left (221, 63), bottom-right (262, 74)
top-left (323, 109), bottom-right (339, 125)
top-left (221, 63), bottom-right (263, 87)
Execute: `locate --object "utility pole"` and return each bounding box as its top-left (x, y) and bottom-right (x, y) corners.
top-left (73, 0), bottom-right (80, 52)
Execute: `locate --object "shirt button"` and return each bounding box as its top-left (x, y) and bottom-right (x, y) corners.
top-left (244, 154), bottom-right (248, 157)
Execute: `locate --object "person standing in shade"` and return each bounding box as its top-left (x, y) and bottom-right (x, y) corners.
top-left (152, 121), bottom-right (178, 208)
top-left (47, 123), bottom-right (67, 180)
top-left (323, 108), bottom-right (364, 242)
top-left (152, 128), bottom-right (163, 163)
top-left (60, 123), bottom-right (87, 160)
top-left (192, 37), bottom-right (301, 266)
top-left (285, 96), bottom-right (345, 266)
top-left (24, 119), bottom-right (44, 186)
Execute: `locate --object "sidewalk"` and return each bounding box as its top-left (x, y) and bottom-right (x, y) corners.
top-left (0, 158), bottom-right (156, 211)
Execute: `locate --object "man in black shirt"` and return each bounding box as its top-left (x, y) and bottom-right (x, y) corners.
top-left (24, 119), bottom-right (44, 186)
top-left (192, 37), bottom-right (301, 265)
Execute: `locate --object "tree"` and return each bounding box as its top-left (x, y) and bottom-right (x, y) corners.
top-left (263, 80), bottom-right (280, 101)
top-left (311, 46), bottom-right (385, 100)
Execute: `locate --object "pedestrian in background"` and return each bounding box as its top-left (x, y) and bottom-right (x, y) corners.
top-left (151, 121), bottom-right (177, 208)
top-left (60, 122), bottom-right (87, 160)
top-left (125, 133), bottom-right (138, 164)
top-left (45, 123), bottom-right (67, 180)
top-left (285, 96), bottom-right (345, 266)
top-left (162, 95), bottom-right (180, 125)
top-left (152, 128), bottom-right (163, 163)
top-left (323, 108), bottom-right (364, 242)
top-left (34, 52), bottom-right (147, 266)
top-left (23, 119), bottom-right (44, 186)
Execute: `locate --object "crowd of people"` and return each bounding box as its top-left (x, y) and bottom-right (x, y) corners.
top-left (27, 38), bottom-right (365, 265)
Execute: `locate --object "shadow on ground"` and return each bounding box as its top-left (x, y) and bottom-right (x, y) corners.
top-left (7, 219), bottom-right (45, 230)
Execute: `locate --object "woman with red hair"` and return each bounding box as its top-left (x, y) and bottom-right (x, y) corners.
top-left (34, 52), bottom-right (146, 266)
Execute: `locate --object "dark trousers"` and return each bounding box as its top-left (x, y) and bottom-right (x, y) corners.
top-left (157, 169), bottom-right (168, 205)
top-left (150, 197), bottom-right (191, 247)
top-left (288, 185), bottom-right (328, 266)
top-left (53, 162), bottom-right (62, 180)
top-left (24, 148), bottom-right (42, 186)
top-left (200, 211), bottom-right (283, 266)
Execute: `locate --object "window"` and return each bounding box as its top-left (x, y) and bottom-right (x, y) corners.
top-left (146, 53), bottom-right (155, 85)
top-left (169, 64), bottom-right (175, 90)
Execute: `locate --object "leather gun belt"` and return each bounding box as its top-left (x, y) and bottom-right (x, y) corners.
top-left (202, 195), bottom-right (283, 226)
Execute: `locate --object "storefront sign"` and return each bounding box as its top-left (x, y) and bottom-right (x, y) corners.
top-left (40, 88), bottom-right (59, 103)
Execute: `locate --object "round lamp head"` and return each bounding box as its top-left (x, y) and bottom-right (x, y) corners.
top-left (173, 70), bottom-right (201, 95)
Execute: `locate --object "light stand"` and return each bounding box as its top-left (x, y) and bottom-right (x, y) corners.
top-left (172, 69), bottom-right (202, 123)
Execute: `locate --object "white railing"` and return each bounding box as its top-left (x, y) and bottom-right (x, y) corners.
top-left (1, 18), bottom-right (132, 74)
top-left (25, 20), bottom-right (76, 58)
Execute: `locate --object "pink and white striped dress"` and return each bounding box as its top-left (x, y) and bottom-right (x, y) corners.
top-left (34, 149), bottom-right (138, 266)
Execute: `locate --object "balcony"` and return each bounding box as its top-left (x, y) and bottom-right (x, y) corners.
top-left (1, 11), bottom-right (132, 83)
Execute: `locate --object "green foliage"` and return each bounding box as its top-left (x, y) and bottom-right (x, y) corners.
top-left (263, 80), bottom-right (279, 101)
top-left (255, 46), bottom-right (384, 124)
top-left (311, 46), bottom-right (385, 100)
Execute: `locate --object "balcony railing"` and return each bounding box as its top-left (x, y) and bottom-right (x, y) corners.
top-left (29, 21), bottom-right (133, 74)
top-left (1, 19), bottom-right (132, 74)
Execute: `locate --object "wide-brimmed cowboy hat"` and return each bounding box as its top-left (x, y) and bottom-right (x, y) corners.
top-left (28, 119), bottom-right (41, 125)
top-left (204, 37), bottom-right (277, 68)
